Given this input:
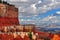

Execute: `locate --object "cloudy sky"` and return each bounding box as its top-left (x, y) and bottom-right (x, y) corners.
top-left (4, 0), bottom-right (60, 27)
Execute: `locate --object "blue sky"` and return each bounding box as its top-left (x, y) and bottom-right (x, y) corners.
top-left (4, 0), bottom-right (60, 27)
top-left (39, 7), bottom-right (60, 19)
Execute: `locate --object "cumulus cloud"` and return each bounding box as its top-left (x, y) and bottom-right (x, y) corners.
top-left (7, 0), bottom-right (60, 16)
top-left (5, 0), bottom-right (60, 26)
top-left (56, 11), bottom-right (60, 14)
top-left (20, 0), bottom-right (60, 16)
top-left (40, 15), bottom-right (60, 23)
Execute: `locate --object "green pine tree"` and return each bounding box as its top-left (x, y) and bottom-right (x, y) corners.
top-left (28, 30), bottom-right (32, 40)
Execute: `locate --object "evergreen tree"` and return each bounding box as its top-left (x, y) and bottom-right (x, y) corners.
top-left (28, 30), bottom-right (32, 40)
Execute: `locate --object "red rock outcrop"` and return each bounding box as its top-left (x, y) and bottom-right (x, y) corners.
top-left (0, 2), bottom-right (19, 27)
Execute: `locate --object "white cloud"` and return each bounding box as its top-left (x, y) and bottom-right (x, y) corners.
top-left (20, 19), bottom-right (25, 21)
top-left (27, 19), bottom-right (32, 21)
top-left (31, 4), bottom-right (36, 10)
top-left (7, 0), bottom-right (60, 16)
top-left (38, 0), bottom-right (42, 4)
top-left (40, 15), bottom-right (60, 24)
top-left (51, 0), bottom-right (55, 2)
top-left (6, 0), bottom-right (60, 26)
top-left (56, 11), bottom-right (60, 14)
top-left (43, 5), bottom-right (47, 8)
top-left (49, 3), bottom-right (54, 6)
top-left (20, 0), bottom-right (28, 2)
top-left (7, 0), bottom-right (18, 2)
top-left (34, 15), bottom-right (38, 16)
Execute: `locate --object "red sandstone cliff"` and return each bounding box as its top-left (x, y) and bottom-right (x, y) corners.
top-left (0, 2), bottom-right (19, 26)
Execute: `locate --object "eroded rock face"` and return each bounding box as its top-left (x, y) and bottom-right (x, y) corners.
top-left (6, 5), bottom-right (18, 18)
top-left (0, 3), bottom-right (19, 26)
top-left (0, 3), bottom-right (7, 17)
